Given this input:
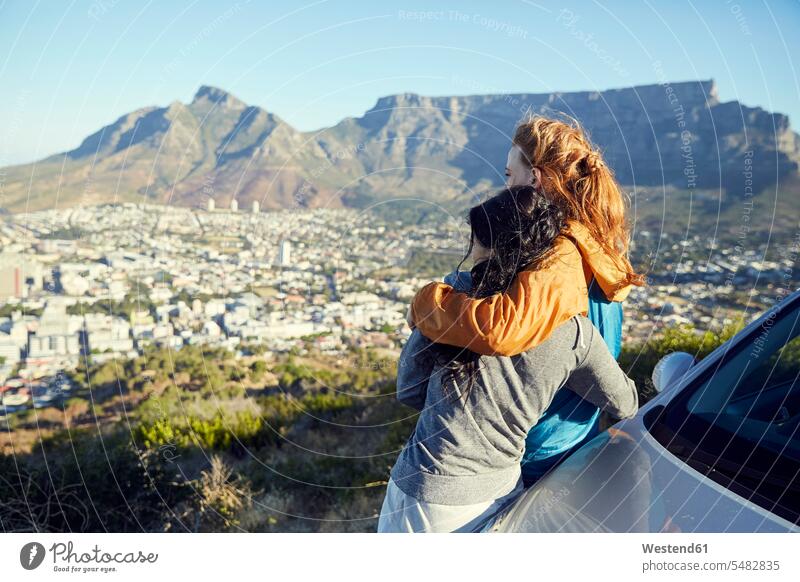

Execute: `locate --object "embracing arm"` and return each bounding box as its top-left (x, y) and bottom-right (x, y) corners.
top-left (396, 329), bottom-right (436, 411)
top-left (567, 318), bottom-right (639, 420)
top-left (410, 237), bottom-right (589, 357)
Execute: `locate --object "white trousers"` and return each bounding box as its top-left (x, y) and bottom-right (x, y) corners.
top-left (377, 474), bottom-right (524, 533)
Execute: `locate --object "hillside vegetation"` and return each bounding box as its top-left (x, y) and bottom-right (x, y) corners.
top-left (0, 323), bottom-right (767, 532)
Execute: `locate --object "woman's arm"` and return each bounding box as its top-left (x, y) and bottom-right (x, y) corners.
top-left (567, 318), bottom-right (638, 420)
top-left (396, 329), bottom-right (435, 411)
top-left (410, 237), bottom-right (589, 357)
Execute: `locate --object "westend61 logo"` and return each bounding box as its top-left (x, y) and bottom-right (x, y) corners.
top-left (19, 541), bottom-right (158, 574)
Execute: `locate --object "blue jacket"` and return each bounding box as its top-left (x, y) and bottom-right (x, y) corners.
top-left (444, 271), bottom-right (623, 485)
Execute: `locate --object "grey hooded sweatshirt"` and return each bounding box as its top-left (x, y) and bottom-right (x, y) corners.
top-left (391, 315), bottom-right (638, 506)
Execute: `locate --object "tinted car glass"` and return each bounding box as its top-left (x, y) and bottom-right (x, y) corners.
top-left (648, 302), bottom-right (800, 524)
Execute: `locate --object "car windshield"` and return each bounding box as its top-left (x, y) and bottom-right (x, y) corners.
top-left (649, 299), bottom-right (800, 525)
top-left (730, 336), bottom-right (800, 401)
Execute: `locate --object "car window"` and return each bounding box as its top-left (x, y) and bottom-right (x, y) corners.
top-left (731, 335), bottom-right (800, 400)
top-left (650, 301), bottom-right (800, 525)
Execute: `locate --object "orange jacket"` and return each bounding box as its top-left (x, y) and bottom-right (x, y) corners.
top-left (409, 221), bottom-right (642, 356)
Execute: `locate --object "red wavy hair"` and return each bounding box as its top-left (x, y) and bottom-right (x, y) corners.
top-left (513, 115), bottom-right (644, 284)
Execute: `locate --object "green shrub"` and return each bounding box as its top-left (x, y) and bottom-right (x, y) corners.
top-left (619, 322), bottom-right (743, 403)
top-left (250, 360), bottom-right (267, 381)
top-left (135, 410), bottom-right (274, 452)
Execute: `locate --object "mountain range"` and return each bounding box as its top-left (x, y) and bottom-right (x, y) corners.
top-left (1, 80), bottom-right (799, 214)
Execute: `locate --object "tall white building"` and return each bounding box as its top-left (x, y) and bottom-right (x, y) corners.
top-left (26, 302), bottom-right (81, 361)
top-left (207, 198), bottom-right (216, 212)
top-left (230, 198), bottom-right (239, 212)
top-left (81, 313), bottom-right (134, 354)
top-left (279, 240), bottom-right (291, 267)
top-left (251, 200), bottom-right (260, 214)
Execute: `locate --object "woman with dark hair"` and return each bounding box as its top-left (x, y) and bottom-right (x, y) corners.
top-left (378, 186), bottom-right (638, 533)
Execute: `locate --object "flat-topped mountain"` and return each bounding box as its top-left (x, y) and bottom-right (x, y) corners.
top-left (2, 80), bottom-right (798, 214)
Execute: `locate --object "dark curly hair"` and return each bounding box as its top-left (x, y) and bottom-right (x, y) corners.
top-left (434, 185), bottom-right (566, 400)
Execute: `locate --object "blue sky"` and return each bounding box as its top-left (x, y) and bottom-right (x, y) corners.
top-left (1, 0), bottom-right (799, 165)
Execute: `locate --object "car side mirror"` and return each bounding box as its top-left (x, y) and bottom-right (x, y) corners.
top-left (652, 352), bottom-right (696, 394)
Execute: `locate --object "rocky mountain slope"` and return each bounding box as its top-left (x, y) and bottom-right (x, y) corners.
top-left (1, 80), bottom-right (798, 213)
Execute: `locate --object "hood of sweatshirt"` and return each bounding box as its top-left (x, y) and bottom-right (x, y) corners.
top-left (563, 221), bottom-right (643, 302)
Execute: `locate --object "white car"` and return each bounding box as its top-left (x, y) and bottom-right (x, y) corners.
top-left (493, 289), bottom-right (800, 532)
